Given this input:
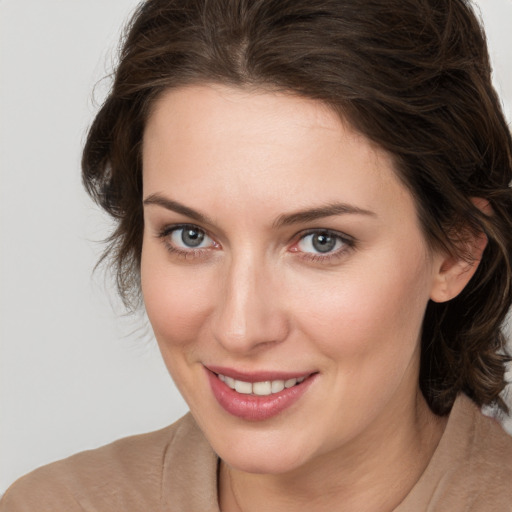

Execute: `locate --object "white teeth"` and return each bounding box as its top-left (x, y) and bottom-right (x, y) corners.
top-left (234, 380), bottom-right (253, 394)
top-left (225, 376), bottom-right (236, 389)
top-left (217, 374), bottom-right (307, 395)
top-left (271, 380), bottom-right (285, 393)
top-left (284, 378), bottom-right (297, 388)
top-left (252, 381), bottom-right (272, 396)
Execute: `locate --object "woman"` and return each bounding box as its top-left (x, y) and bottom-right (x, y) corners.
top-left (2, 0), bottom-right (512, 510)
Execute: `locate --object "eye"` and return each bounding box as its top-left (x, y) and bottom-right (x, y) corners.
top-left (156, 223), bottom-right (220, 260)
top-left (168, 225), bottom-right (214, 250)
top-left (296, 230), bottom-right (347, 254)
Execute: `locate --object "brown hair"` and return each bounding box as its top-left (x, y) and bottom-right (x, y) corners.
top-left (82, 0), bottom-right (512, 415)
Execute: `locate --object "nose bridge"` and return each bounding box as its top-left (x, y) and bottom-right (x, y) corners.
top-left (212, 247), bottom-right (288, 352)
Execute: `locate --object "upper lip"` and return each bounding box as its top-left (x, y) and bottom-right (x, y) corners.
top-left (205, 365), bottom-right (315, 383)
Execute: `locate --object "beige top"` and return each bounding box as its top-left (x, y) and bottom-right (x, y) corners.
top-left (2, 394), bottom-right (512, 511)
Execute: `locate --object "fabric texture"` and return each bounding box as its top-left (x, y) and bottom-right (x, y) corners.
top-left (2, 394), bottom-right (512, 511)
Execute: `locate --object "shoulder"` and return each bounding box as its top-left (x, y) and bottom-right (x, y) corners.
top-left (0, 414), bottom-right (197, 511)
top-left (399, 394), bottom-right (512, 512)
top-left (461, 399), bottom-right (512, 504)
top-left (453, 396), bottom-right (512, 478)
top-left (445, 397), bottom-right (512, 510)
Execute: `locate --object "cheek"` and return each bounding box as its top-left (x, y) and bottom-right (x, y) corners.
top-left (289, 249), bottom-right (432, 366)
top-left (140, 246), bottom-right (213, 350)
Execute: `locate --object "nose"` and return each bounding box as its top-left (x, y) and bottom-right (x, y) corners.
top-left (211, 253), bottom-right (290, 354)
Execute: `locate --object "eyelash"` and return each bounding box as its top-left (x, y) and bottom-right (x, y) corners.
top-left (291, 229), bottom-right (355, 263)
top-left (157, 224), bottom-right (217, 260)
top-left (156, 224), bottom-right (355, 263)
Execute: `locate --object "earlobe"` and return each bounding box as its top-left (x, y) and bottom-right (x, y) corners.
top-left (430, 220), bottom-right (488, 304)
top-left (430, 197), bottom-right (491, 303)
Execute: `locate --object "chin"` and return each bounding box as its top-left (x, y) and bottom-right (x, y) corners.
top-left (221, 447), bottom-right (309, 475)
top-left (203, 421), bottom-right (316, 475)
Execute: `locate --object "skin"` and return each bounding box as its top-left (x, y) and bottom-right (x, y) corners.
top-left (140, 84), bottom-right (482, 512)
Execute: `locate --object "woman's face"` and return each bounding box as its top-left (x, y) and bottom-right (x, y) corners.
top-left (141, 84), bottom-right (443, 474)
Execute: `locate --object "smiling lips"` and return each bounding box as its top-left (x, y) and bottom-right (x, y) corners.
top-left (206, 366), bottom-right (316, 421)
top-left (218, 373), bottom-right (306, 395)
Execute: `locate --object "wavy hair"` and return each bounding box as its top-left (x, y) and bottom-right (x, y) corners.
top-left (82, 0), bottom-right (512, 415)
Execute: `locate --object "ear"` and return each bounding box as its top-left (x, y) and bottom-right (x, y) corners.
top-left (429, 199), bottom-right (490, 303)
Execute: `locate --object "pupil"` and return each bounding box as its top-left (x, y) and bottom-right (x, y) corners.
top-left (182, 228), bottom-right (204, 247)
top-left (312, 233), bottom-right (335, 253)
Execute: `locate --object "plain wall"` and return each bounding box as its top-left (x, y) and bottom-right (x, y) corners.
top-left (1, 0), bottom-right (511, 493)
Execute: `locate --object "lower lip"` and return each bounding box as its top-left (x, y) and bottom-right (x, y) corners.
top-left (206, 370), bottom-right (316, 422)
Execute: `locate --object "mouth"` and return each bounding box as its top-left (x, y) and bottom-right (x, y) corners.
top-left (205, 366), bottom-right (317, 421)
top-left (216, 373), bottom-right (307, 396)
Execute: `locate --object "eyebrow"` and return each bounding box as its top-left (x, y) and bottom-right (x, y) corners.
top-left (143, 193), bottom-right (214, 225)
top-left (273, 203), bottom-right (376, 228)
top-left (143, 193), bottom-right (375, 227)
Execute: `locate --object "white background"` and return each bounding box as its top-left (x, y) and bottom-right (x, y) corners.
top-left (1, 0), bottom-right (511, 493)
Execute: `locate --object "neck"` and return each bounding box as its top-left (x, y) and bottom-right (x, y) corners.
top-left (219, 391), bottom-right (447, 512)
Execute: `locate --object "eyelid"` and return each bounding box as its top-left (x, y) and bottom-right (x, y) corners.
top-left (171, 225), bottom-right (213, 248)
top-left (289, 228), bottom-right (355, 261)
top-left (293, 228), bottom-right (354, 245)
top-left (156, 223), bottom-right (354, 263)
top-left (159, 222), bottom-right (208, 236)
top-left (157, 223), bottom-right (220, 256)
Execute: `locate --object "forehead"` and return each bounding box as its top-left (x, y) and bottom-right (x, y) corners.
top-left (142, 84), bottom-right (416, 225)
